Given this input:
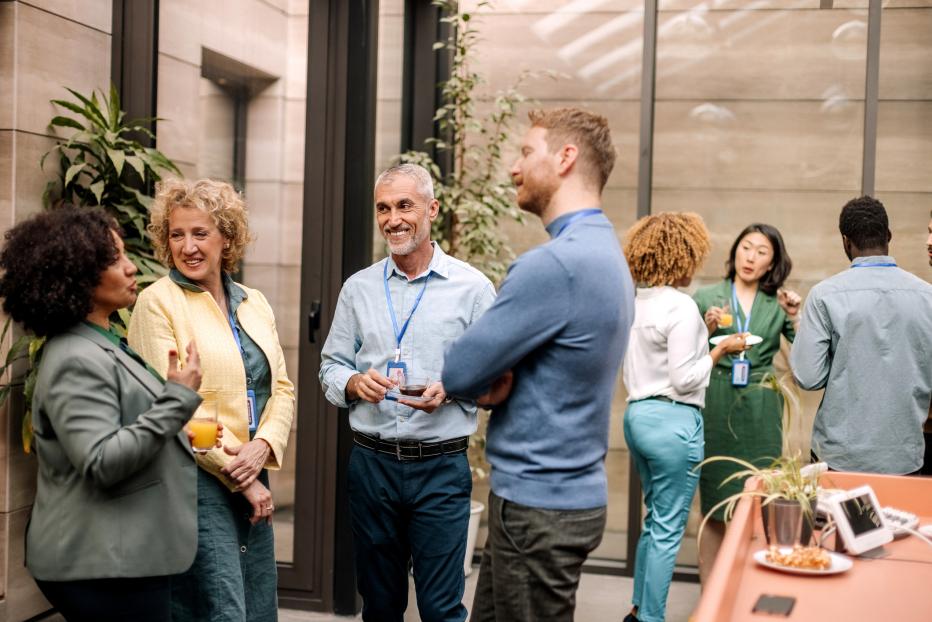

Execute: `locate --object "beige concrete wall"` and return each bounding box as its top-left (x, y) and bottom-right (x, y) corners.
top-left (0, 1), bottom-right (112, 618)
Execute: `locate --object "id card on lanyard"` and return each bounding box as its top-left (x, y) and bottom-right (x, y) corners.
top-left (383, 261), bottom-right (431, 386)
top-left (731, 283), bottom-right (753, 387)
top-left (227, 308), bottom-right (258, 432)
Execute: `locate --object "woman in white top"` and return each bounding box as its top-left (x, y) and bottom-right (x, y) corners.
top-left (621, 213), bottom-right (746, 622)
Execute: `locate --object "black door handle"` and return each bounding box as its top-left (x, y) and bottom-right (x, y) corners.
top-left (308, 300), bottom-right (321, 343)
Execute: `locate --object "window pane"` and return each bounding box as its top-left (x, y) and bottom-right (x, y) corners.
top-left (876, 5), bottom-right (932, 277)
top-left (652, 1), bottom-right (868, 567)
top-left (157, 1), bottom-right (309, 566)
top-left (463, 0), bottom-right (644, 564)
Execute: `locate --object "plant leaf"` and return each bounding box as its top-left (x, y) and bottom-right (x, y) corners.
top-left (89, 180), bottom-right (105, 204)
top-left (106, 148), bottom-right (125, 176)
top-left (64, 162), bottom-right (86, 187)
top-left (49, 116), bottom-right (85, 131)
top-left (125, 155), bottom-right (146, 178)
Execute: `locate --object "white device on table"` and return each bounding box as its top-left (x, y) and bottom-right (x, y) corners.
top-left (882, 506), bottom-right (919, 537)
top-left (823, 485), bottom-right (892, 554)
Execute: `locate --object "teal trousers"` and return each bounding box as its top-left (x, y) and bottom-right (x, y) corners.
top-left (624, 399), bottom-right (703, 622)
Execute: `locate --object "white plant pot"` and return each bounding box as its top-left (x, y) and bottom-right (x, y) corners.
top-left (464, 500), bottom-right (485, 576)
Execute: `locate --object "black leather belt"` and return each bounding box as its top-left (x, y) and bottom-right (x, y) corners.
top-left (353, 431), bottom-right (468, 462)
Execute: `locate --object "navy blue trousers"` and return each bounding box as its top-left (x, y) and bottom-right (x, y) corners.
top-left (347, 445), bottom-right (471, 622)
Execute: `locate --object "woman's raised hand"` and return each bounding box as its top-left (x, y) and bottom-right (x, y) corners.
top-left (777, 288), bottom-right (802, 318)
top-left (167, 340), bottom-right (202, 391)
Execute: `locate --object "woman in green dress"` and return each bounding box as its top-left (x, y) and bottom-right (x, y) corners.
top-left (693, 223), bottom-right (802, 582)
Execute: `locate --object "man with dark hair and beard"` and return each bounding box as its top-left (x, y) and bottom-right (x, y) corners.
top-left (792, 196), bottom-right (932, 475)
top-left (319, 163), bottom-right (495, 621)
top-left (443, 108), bottom-right (635, 622)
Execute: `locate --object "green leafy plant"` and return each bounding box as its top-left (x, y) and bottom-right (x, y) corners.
top-left (696, 453), bottom-right (821, 550)
top-left (399, 0), bottom-right (545, 283)
top-left (0, 85), bottom-right (181, 453)
top-left (42, 85), bottom-right (179, 289)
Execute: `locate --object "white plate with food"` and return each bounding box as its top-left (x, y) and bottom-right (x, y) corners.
top-left (710, 334), bottom-right (763, 347)
top-left (753, 546), bottom-right (852, 576)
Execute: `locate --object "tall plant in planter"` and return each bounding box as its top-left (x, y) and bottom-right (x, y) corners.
top-left (0, 85), bottom-right (181, 452)
top-left (399, 0), bottom-right (537, 283)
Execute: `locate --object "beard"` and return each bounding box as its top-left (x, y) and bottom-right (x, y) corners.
top-left (516, 172), bottom-right (559, 217)
top-left (384, 219), bottom-right (429, 256)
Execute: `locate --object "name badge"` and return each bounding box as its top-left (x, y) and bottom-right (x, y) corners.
top-left (732, 359), bottom-right (750, 387)
top-left (246, 389), bottom-right (258, 431)
top-left (386, 360), bottom-right (407, 387)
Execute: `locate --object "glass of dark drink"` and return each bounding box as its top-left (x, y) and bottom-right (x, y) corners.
top-left (399, 376), bottom-right (430, 397)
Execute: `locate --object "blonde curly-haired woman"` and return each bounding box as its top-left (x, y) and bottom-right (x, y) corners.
top-left (129, 178), bottom-right (294, 622)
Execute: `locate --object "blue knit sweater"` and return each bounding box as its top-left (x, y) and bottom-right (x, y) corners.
top-left (442, 210), bottom-right (634, 510)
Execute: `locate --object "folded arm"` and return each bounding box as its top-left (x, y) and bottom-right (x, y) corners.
top-left (442, 249), bottom-right (568, 399)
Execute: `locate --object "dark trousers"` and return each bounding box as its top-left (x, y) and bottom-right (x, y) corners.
top-left (347, 444), bottom-right (471, 622)
top-left (471, 491), bottom-right (606, 622)
top-left (36, 575), bottom-right (171, 622)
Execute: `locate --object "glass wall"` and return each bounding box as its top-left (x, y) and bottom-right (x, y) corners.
top-left (457, 0), bottom-right (645, 562)
top-left (876, 2), bottom-right (932, 276)
top-left (653, 0), bottom-right (868, 566)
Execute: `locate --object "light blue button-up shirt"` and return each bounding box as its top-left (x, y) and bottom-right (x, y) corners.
top-left (791, 255), bottom-right (932, 474)
top-left (319, 243), bottom-right (496, 442)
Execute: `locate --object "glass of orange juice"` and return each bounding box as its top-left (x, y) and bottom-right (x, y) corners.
top-left (719, 301), bottom-right (734, 329)
top-left (189, 391), bottom-right (219, 454)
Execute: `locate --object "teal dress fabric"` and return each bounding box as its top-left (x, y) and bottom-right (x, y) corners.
top-left (693, 280), bottom-right (795, 520)
top-left (167, 270), bottom-right (278, 622)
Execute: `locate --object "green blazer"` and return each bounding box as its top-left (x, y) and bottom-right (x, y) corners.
top-left (27, 323), bottom-right (201, 581)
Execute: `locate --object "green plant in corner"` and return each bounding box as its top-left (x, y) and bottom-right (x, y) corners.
top-left (399, 0), bottom-right (549, 283)
top-left (0, 85), bottom-right (181, 453)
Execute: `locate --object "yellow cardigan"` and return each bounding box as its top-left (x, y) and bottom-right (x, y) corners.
top-left (128, 275), bottom-right (295, 490)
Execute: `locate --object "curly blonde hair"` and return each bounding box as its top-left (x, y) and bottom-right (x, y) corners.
top-left (149, 178), bottom-right (252, 273)
top-left (623, 212), bottom-right (711, 287)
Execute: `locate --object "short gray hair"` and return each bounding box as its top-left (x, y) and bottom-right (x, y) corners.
top-left (374, 163), bottom-right (435, 201)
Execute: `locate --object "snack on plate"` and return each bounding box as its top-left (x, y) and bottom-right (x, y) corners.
top-left (765, 545), bottom-right (831, 570)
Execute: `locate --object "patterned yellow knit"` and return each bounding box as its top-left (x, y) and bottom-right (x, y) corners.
top-left (128, 275), bottom-right (295, 491)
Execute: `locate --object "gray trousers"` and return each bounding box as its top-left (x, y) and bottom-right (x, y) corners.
top-left (471, 491), bottom-right (606, 622)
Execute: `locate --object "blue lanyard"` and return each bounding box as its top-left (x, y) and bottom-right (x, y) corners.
top-left (555, 208), bottom-right (602, 238)
top-left (731, 282), bottom-right (755, 334)
top-left (383, 260), bottom-right (432, 359)
top-left (851, 262), bottom-right (897, 268)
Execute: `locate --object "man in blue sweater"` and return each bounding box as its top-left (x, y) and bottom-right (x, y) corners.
top-left (443, 108), bottom-right (635, 621)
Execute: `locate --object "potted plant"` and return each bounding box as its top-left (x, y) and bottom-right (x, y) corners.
top-left (697, 453), bottom-right (822, 550)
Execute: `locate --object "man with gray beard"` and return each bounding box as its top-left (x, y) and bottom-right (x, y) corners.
top-left (319, 163), bottom-right (495, 621)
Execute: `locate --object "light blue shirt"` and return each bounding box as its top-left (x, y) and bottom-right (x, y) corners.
top-left (319, 243), bottom-right (496, 442)
top-left (791, 255), bottom-right (932, 474)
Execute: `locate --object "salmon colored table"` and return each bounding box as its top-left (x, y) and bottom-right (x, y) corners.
top-left (692, 472), bottom-right (932, 621)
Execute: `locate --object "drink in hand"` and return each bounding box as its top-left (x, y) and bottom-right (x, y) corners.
top-left (190, 392), bottom-right (218, 454)
top-left (189, 419), bottom-right (218, 452)
top-left (400, 376), bottom-right (429, 397)
top-left (719, 312), bottom-right (733, 328)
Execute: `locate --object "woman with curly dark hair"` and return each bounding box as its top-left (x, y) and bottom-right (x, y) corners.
top-left (0, 206), bottom-right (204, 622)
top-left (692, 223), bottom-right (802, 583)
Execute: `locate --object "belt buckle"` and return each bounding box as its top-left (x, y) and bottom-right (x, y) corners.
top-left (395, 442), bottom-right (402, 461)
